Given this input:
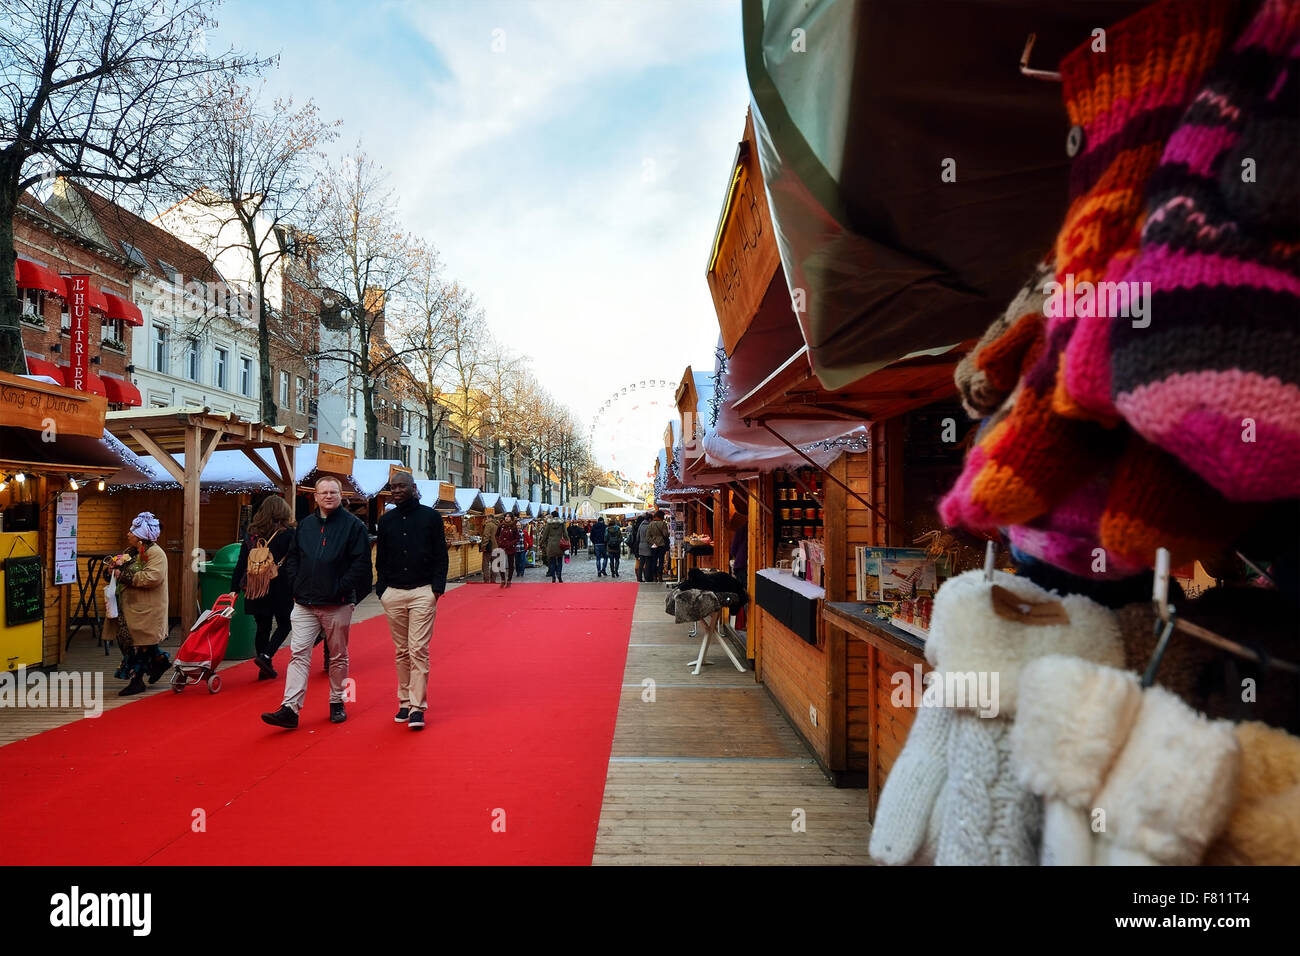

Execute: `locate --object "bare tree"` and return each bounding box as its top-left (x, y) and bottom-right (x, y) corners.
top-left (310, 147), bottom-right (422, 457)
top-left (160, 80), bottom-right (338, 423)
top-left (0, 0), bottom-right (267, 372)
top-left (480, 347), bottom-right (527, 496)
top-left (435, 291), bottom-right (489, 486)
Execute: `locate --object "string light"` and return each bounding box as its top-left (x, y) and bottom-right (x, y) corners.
top-left (97, 479), bottom-right (105, 492)
top-left (68, 477), bottom-right (79, 490)
top-left (15, 472), bottom-right (25, 484)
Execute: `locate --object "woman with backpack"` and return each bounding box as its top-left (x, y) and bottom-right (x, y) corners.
top-left (231, 496), bottom-right (296, 680)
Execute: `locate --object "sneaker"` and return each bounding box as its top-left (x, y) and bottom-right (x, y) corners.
top-left (254, 653), bottom-right (275, 679)
top-left (261, 705), bottom-right (298, 729)
top-left (330, 702), bottom-right (347, 723)
top-left (394, 707), bottom-right (410, 723)
top-left (409, 710), bottom-right (425, 731)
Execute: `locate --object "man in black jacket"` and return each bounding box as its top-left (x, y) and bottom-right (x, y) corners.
top-left (261, 475), bottom-right (373, 729)
top-left (375, 472), bottom-right (448, 731)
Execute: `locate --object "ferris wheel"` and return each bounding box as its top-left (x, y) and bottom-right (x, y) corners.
top-left (589, 379), bottom-right (677, 483)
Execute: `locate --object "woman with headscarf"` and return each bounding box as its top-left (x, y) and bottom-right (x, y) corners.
top-left (110, 512), bottom-right (171, 696)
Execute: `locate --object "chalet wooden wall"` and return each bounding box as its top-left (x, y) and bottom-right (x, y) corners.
top-left (756, 607), bottom-right (831, 765)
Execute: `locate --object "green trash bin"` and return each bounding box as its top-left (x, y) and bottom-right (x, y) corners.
top-left (199, 542), bottom-right (256, 661)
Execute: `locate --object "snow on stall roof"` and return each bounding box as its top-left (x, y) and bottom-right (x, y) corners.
top-left (479, 491), bottom-right (502, 512)
top-left (109, 447), bottom-right (282, 492)
top-left (352, 459), bottom-right (402, 498)
top-left (454, 488), bottom-right (483, 514)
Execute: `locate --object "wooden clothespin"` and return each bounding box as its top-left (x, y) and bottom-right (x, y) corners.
top-left (983, 540), bottom-right (996, 582)
top-left (1143, 548), bottom-right (1176, 688)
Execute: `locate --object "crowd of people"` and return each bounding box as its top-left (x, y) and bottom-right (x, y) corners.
top-left (104, 486), bottom-right (679, 726)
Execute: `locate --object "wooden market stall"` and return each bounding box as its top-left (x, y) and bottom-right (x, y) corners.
top-left (102, 407), bottom-right (301, 633)
top-left (444, 488), bottom-right (484, 582)
top-left (0, 370), bottom-right (123, 670)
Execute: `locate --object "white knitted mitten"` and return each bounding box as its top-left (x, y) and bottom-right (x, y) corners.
top-left (869, 705), bottom-right (955, 865)
top-left (936, 713), bottom-right (1041, 866)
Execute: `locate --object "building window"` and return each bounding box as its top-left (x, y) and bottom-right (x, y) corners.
top-left (186, 338), bottom-right (200, 381)
top-left (214, 346), bottom-right (228, 390)
top-left (280, 371), bottom-right (289, 406)
top-left (296, 376), bottom-right (307, 414)
top-left (153, 324), bottom-right (169, 374)
top-left (240, 356), bottom-right (253, 396)
top-left (20, 289), bottom-right (44, 321)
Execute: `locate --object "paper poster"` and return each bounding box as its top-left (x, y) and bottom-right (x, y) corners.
top-left (54, 561), bottom-right (77, 585)
top-left (57, 492), bottom-right (78, 516)
top-left (55, 538), bottom-right (77, 563)
top-left (55, 513), bottom-right (77, 538)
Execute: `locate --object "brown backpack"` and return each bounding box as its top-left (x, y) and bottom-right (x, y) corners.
top-left (243, 529), bottom-right (285, 600)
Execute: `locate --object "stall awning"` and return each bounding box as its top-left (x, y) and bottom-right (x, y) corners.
top-left (454, 488), bottom-right (484, 514)
top-left (23, 355), bottom-right (65, 383)
top-left (101, 374), bottom-right (142, 407)
top-left (0, 425), bottom-right (134, 475)
top-left (63, 367), bottom-right (107, 398)
top-left (743, 0), bottom-right (1149, 390)
top-left (102, 291), bottom-right (144, 326)
top-left (15, 260), bottom-right (67, 298)
top-left (732, 343), bottom-right (967, 424)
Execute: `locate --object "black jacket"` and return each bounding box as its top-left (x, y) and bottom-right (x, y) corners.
top-left (285, 507), bottom-right (373, 607)
top-left (231, 525), bottom-right (294, 616)
top-left (376, 498), bottom-right (449, 597)
top-left (590, 520), bottom-right (607, 545)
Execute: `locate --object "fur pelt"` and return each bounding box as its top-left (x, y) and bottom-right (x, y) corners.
top-left (1204, 721), bottom-right (1300, 865)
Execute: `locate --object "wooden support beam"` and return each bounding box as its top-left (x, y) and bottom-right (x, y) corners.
top-left (181, 424), bottom-right (201, 633)
top-left (238, 445), bottom-right (286, 489)
top-left (197, 426), bottom-right (223, 473)
top-left (274, 444), bottom-right (296, 507)
top-left (128, 428), bottom-right (185, 484)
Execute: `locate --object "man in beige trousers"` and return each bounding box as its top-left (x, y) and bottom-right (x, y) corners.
top-left (375, 473), bottom-right (449, 731)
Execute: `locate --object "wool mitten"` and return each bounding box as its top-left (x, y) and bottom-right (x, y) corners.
top-left (925, 569), bottom-right (1125, 716)
top-left (869, 705), bottom-right (955, 865)
top-left (1204, 721), bottom-right (1300, 865)
top-left (935, 712), bottom-right (1042, 866)
top-left (954, 262), bottom-right (1053, 419)
top-left (1062, 0), bottom-right (1300, 501)
top-left (940, 0), bottom-right (1236, 532)
top-left (1094, 682), bottom-right (1240, 865)
top-left (1012, 655), bottom-right (1144, 865)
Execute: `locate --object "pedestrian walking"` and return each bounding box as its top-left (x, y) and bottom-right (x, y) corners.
top-left (590, 516), bottom-right (608, 576)
top-left (605, 518), bottom-right (623, 577)
top-left (231, 496), bottom-right (295, 681)
top-left (541, 515), bottom-right (568, 582)
top-left (481, 513), bottom-right (501, 584)
top-left (635, 514), bottom-right (653, 582)
top-left (645, 510), bottom-right (670, 583)
top-left (518, 521), bottom-right (533, 577)
top-left (374, 472), bottom-right (448, 731)
top-left (261, 476), bottom-right (372, 730)
top-left (567, 519), bottom-right (584, 556)
top-left (107, 512), bottom-right (171, 696)
top-left (496, 515), bottom-right (520, 588)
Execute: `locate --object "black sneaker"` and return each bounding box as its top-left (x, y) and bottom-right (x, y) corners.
top-left (409, 710), bottom-right (425, 731)
top-left (261, 705), bottom-right (298, 729)
top-left (394, 707), bottom-right (410, 723)
top-left (330, 702), bottom-right (347, 723)
top-left (254, 653), bottom-right (275, 679)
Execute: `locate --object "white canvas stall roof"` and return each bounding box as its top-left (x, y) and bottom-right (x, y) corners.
top-left (294, 444), bottom-right (320, 481)
top-left (479, 491), bottom-right (502, 512)
top-left (352, 459), bottom-right (403, 498)
top-left (499, 495), bottom-right (518, 513)
top-left (109, 447), bottom-right (282, 492)
top-left (590, 485), bottom-right (641, 505)
top-left (527, 501), bottom-right (541, 516)
top-left (454, 488), bottom-right (484, 513)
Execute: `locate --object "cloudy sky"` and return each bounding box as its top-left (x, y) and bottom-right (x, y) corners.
top-left (213, 0), bottom-right (748, 475)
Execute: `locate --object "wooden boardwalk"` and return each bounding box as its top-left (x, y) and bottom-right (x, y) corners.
top-left (593, 584), bottom-right (874, 865)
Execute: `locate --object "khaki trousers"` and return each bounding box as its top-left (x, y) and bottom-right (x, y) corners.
top-left (284, 603), bottom-right (352, 712)
top-left (380, 585), bottom-right (437, 711)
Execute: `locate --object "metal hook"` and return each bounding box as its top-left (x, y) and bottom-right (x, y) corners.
top-left (1020, 33), bottom-right (1063, 82)
top-left (984, 540), bottom-right (996, 582)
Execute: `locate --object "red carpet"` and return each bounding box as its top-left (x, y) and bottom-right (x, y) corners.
top-left (0, 583), bottom-right (635, 865)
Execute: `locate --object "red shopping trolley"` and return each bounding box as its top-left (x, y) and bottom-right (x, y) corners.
top-left (169, 592), bottom-right (236, 694)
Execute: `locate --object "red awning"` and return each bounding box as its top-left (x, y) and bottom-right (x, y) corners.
top-left (63, 366), bottom-right (107, 397)
top-left (23, 355), bottom-right (65, 383)
top-left (85, 285), bottom-right (110, 315)
top-left (102, 291), bottom-right (143, 326)
top-left (15, 260), bottom-right (67, 298)
top-left (101, 374), bottom-right (142, 407)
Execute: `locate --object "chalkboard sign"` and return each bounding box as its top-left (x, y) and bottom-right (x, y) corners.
top-left (4, 555), bottom-right (43, 627)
